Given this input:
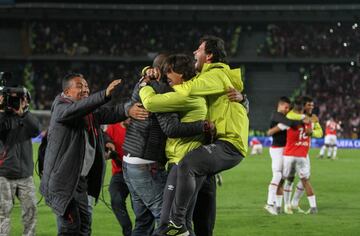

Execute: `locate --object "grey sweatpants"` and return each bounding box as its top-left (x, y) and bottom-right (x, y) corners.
top-left (0, 176), bottom-right (37, 236)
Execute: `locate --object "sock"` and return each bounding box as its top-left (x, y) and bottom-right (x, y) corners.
top-left (327, 147), bottom-right (333, 158)
top-left (275, 195), bottom-right (283, 208)
top-left (307, 195), bottom-right (317, 208)
top-left (319, 145), bottom-right (326, 156)
top-left (267, 184), bottom-right (277, 205)
top-left (291, 182), bottom-right (304, 207)
top-left (283, 181), bottom-right (293, 206)
top-left (332, 146), bottom-right (338, 159)
top-left (267, 172), bottom-right (282, 206)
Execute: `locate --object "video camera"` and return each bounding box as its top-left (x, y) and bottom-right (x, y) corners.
top-left (0, 72), bottom-right (30, 112)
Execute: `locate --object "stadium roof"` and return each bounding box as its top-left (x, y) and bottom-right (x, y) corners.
top-left (13, 0), bottom-right (360, 4)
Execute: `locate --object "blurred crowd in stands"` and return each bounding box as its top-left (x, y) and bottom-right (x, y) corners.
top-left (258, 23), bottom-right (360, 57)
top-left (304, 64), bottom-right (360, 138)
top-left (3, 20), bottom-right (360, 138)
top-left (30, 21), bottom-right (242, 57)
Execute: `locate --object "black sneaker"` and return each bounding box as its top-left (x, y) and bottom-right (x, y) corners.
top-left (159, 221), bottom-right (189, 236)
top-left (306, 207), bottom-right (318, 214)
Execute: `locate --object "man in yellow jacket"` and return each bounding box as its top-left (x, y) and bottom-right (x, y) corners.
top-left (140, 36), bottom-right (249, 236)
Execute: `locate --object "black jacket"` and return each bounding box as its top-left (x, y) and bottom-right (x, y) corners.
top-left (0, 111), bottom-right (40, 179)
top-left (270, 111), bottom-right (303, 147)
top-left (123, 81), bottom-right (205, 164)
top-left (40, 91), bottom-right (127, 216)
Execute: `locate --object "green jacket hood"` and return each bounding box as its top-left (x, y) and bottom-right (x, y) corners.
top-left (201, 62), bottom-right (243, 92)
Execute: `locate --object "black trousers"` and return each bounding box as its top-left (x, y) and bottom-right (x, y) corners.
top-left (57, 177), bottom-right (91, 236)
top-left (157, 164), bottom-right (201, 236)
top-left (170, 140), bottom-right (243, 226)
top-left (193, 175), bottom-right (216, 236)
top-left (109, 172), bottom-right (132, 236)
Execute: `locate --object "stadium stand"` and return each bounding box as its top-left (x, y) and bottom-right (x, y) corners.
top-left (0, 4), bottom-right (359, 137)
top-left (303, 64), bottom-right (360, 138)
top-left (258, 23), bottom-right (360, 58)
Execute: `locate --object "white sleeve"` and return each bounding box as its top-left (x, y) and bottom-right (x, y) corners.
top-left (277, 123), bottom-right (289, 130)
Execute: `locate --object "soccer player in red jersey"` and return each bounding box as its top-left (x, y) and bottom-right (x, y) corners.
top-left (268, 96), bottom-right (319, 214)
top-left (319, 116), bottom-right (341, 159)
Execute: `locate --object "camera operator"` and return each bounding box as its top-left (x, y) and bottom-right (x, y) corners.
top-left (0, 91), bottom-right (40, 236)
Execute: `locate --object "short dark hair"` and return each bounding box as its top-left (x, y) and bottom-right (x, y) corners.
top-left (302, 95), bottom-right (313, 105)
top-left (62, 73), bottom-right (84, 91)
top-left (293, 96), bottom-right (303, 110)
top-left (278, 96), bottom-right (291, 104)
top-left (163, 54), bottom-right (196, 81)
top-left (199, 35), bottom-right (227, 63)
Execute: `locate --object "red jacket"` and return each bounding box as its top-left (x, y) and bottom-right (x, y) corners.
top-left (106, 123), bottom-right (126, 175)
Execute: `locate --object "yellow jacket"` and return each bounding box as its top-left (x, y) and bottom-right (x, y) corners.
top-left (140, 62), bottom-right (249, 156)
top-left (140, 78), bottom-right (207, 164)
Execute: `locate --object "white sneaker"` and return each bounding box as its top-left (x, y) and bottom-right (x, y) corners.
top-left (291, 205), bottom-right (305, 213)
top-left (264, 204), bottom-right (278, 215)
top-left (284, 205), bottom-right (294, 215)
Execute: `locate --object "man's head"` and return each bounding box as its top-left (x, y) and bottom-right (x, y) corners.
top-left (329, 114), bottom-right (336, 121)
top-left (277, 96), bottom-right (291, 114)
top-left (153, 53), bottom-right (168, 69)
top-left (163, 54), bottom-right (196, 86)
top-left (193, 35), bottom-right (227, 72)
top-left (302, 95), bottom-right (314, 115)
top-left (293, 96), bottom-right (304, 113)
top-left (62, 73), bottom-right (89, 101)
top-left (152, 53), bottom-right (169, 81)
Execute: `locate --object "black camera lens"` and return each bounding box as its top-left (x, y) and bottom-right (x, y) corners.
top-left (7, 96), bottom-right (21, 110)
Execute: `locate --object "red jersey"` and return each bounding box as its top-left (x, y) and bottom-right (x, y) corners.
top-left (283, 123), bottom-right (311, 158)
top-left (250, 138), bottom-right (261, 146)
top-left (106, 123), bottom-right (126, 175)
top-left (325, 120), bottom-right (339, 136)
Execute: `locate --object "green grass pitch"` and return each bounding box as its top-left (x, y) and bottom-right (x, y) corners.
top-left (8, 145), bottom-right (360, 236)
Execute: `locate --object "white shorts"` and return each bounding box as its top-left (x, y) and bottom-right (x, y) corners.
top-left (269, 147), bottom-right (284, 173)
top-left (251, 144), bottom-right (263, 154)
top-left (324, 134), bottom-right (337, 146)
top-left (283, 155), bottom-right (310, 179)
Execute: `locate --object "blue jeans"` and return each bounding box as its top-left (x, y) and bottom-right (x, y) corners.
top-left (123, 162), bottom-right (167, 236)
top-left (109, 172), bottom-right (132, 236)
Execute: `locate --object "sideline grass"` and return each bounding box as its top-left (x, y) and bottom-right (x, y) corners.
top-left (9, 146), bottom-right (360, 235)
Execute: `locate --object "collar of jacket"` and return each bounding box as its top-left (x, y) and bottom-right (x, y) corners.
top-left (200, 62), bottom-right (229, 73)
top-left (198, 62), bottom-right (243, 92)
top-left (60, 92), bottom-right (76, 103)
